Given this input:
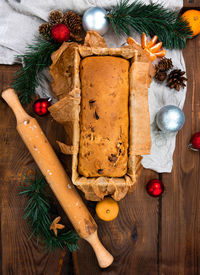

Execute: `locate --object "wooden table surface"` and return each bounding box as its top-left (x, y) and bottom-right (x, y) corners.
top-left (0, 1), bottom-right (200, 274)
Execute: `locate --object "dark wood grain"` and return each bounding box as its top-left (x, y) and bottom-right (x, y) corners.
top-left (0, 65), bottom-right (71, 275)
top-left (1, 2), bottom-right (200, 274)
top-left (73, 4), bottom-right (200, 275)
top-left (74, 169), bottom-right (159, 275)
top-left (184, 0), bottom-right (200, 8)
top-left (159, 34), bottom-right (200, 275)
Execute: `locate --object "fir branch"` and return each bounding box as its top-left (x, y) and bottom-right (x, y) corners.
top-left (20, 174), bottom-right (79, 252)
top-left (11, 36), bottom-right (60, 104)
top-left (107, 0), bottom-right (192, 49)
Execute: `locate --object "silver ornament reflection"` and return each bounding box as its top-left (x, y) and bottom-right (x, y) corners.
top-left (156, 105), bottom-right (185, 133)
top-left (82, 7), bottom-right (109, 35)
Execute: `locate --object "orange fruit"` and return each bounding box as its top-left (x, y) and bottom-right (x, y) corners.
top-left (96, 198), bottom-right (119, 221)
top-left (182, 10), bottom-right (200, 37)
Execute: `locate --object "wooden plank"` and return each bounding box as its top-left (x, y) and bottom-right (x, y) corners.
top-left (1, 2), bottom-right (199, 273)
top-left (0, 65), bottom-right (71, 275)
top-left (74, 168), bottom-right (159, 275)
top-left (183, 0), bottom-right (200, 8)
top-left (159, 34), bottom-right (200, 274)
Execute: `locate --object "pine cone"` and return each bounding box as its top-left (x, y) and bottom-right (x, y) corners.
top-left (155, 71), bottom-right (167, 82)
top-left (63, 11), bottom-right (83, 34)
top-left (49, 10), bottom-right (63, 24)
top-left (70, 32), bottom-right (86, 43)
top-left (155, 58), bottom-right (173, 73)
top-left (39, 23), bottom-right (53, 39)
top-left (167, 69), bottom-right (187, 91)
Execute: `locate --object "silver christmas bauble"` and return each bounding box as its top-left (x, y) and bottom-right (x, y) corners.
top-left (82, 7), bottom-right (109, 35)
top-left (156, 105), bottom-right (185, 133)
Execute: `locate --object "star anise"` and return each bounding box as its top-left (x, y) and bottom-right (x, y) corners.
top-left (50, 216), bottom-right (65, 236)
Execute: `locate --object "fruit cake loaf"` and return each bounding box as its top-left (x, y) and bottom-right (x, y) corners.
top-left (78, 56), bottom-right (129, 177)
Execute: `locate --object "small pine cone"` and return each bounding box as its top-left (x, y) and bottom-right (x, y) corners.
top-left (39, 23), bottom-right (53, 39)
top-left (155, 71), bottom-right (167, 82)
top-left (49, 10), bottom-right (64, 24)
top-left (155, 57), bottom-right (173, 72)
top-left (70, 31), bottom-right (86, 43)
top-left (63, 11), bottom-right (83, 34)
top-left (167, 69), bottom-right (187, 91)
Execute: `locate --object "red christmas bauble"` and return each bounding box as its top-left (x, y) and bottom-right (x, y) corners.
top-left (146, 179), bottom-right (164, 197)
top-left (33, 98), bottom-right (51, 116)
top-left (191, 132), bottom-right (200, 150)
top-left (51, 24), bottom-right (70, 43)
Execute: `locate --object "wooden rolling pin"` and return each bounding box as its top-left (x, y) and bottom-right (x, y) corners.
top-left (2, 88), bottom-right (113, 268)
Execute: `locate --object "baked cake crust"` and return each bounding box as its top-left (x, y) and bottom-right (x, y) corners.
top-left (78, 56), bottom-right (129, 177)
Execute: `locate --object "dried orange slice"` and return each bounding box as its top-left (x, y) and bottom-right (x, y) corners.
top-left (144, 48), bottom-right (157, 61)
top-left (127, 34), bottom-right (166, 61)
top-left (127, 36), bottom-right (141, 47)
top-left (149, 42), bottom-right (163, 53)
top-left (141, 32), bottom-right (147, 48)
top-left (127, 36), bottom-right (134, 45)
top-left (146, 35), bottom-right (158, 48)
top-left (155, 49), bottom-right (167, 58)
top-left (96, 198), bottom-right (119, 222)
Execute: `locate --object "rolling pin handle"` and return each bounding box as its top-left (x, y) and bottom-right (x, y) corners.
top-left (1, 88), bottom-right (32, 124)
top-left (85, 230), bottom-right (114, 268)
top-left (2, 88), bottom-right (114, 268)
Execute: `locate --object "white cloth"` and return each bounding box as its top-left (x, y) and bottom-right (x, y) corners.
top-left (0, 0), bottom-right (185, 173)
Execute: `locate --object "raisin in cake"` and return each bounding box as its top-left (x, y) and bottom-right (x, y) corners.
top-left (78, 56), bottom-right (129, 177)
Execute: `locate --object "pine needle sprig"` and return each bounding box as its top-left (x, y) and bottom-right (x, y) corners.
top-left (20, 174), bottom-right (79, 252)
top-left (11, 36), bottom-right (60, 104)
top-left (107, 0), bottom-right (192, 49)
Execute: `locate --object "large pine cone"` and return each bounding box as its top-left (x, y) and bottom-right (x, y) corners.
top-left (167, 69), bottom-right (187, 91)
